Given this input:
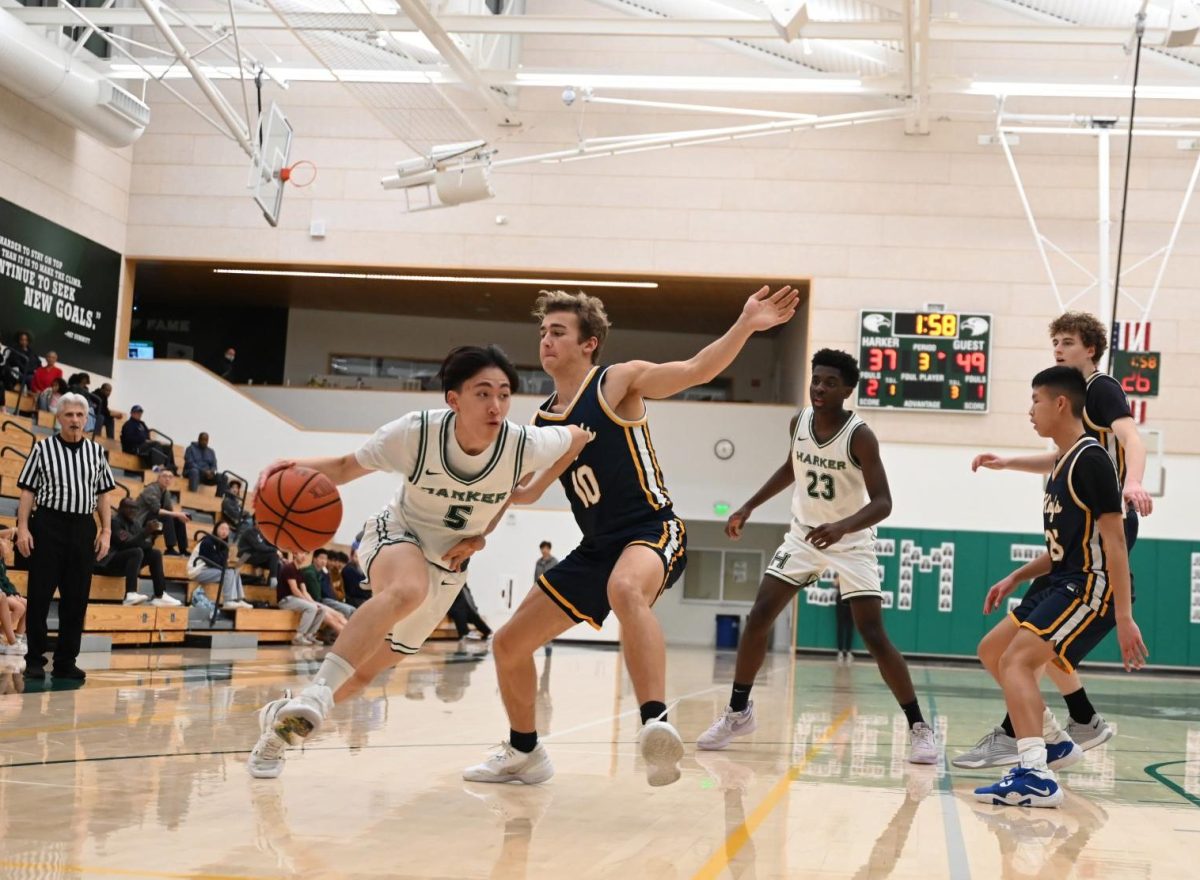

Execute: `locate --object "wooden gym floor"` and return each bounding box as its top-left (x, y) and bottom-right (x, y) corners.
top-left (1, 643), bottom-right (1197, 879)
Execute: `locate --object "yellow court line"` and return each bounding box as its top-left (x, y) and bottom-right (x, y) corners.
top-left (691, 708), bottom-right (852, 880)
top-left (0, 861), bottom-right (262, 880)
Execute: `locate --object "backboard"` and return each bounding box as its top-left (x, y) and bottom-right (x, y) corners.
top-left (250, 102), bottom-right (293, 227)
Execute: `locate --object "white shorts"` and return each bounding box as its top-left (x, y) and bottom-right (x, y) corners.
top-left (764, 530), bottom-right (882, 599)
top-left (358, 508), bottom-right (467, 654)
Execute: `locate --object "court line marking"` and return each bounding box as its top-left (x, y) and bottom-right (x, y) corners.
top-left (926, 672), bottom-right (973, 880)
top-left (1144, 761), bottom-right (1200, 809)
top-left (690, 707), bottom-right (852, 880)
top-left (0, 861), bottom-right (258, 880)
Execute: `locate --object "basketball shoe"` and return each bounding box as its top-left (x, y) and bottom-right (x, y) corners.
top-left (697, 701), bottom-right (757, 751)
top-left (953, 726), bottom-right (1019, 769)
top-left (908, 722), bottom-right (938, 764)
top-left (463, 742), bottom-right (555, 785)
top-left (974, 766), bottom-right (1064, 808)
top-left (246, 692), bottom-right (291, 779)
top-left (639, 717), bottom-right (684, 787)
top-left (1066, 714), bottom-right (1114, 751)
top-left (273, 681), bottom-right (334, 745)
top-left (1044, 734), bottom-right (1084, 771)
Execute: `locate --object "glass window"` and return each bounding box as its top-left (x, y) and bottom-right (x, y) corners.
top-left (722, 551), bottom-right (762, 603)
top-left (681, 549), bottom-right (722, 602)
top-left (682, 548), bottom-right (763, 604)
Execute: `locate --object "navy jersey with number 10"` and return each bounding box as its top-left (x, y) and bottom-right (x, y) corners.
top-left (534, 366), bottom-right (674, 538)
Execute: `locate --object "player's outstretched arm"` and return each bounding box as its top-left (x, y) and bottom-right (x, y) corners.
top-left (806, 426), bottom-right (891, 550)
top-left (1110, 417), bottom-right (1153, 516)
top-left (606, 285), bottom-right (798, 404)
top-left (971, 451), bottom-right (1056, 474)
top-left (1097, 511), bottom-right (1147, 671)
top-left (256, 453), bottom-right (372, 494)
top-left (726, 414), bottom-right (799, 540)
top-left (511, 426), bottom-right (593, 505)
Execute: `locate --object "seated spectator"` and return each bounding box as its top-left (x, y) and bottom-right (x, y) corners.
top-left (448, 584), bottom-right (493, 641)
top-left (36, 377), bottom-right (68, 413)
top-left (96, 498), bottom-right (179, 607)
top-left (311, 549), bottom-right (355, 619)
top-left (1, 330), bottom-right (36, 392)
top-left (134, 467), bottom-right (190, 556)
top-left (236, 513), bottom-right (281, 587)
top-left (0, 528), bottom-right (29, 656)
top-left (183, 432), bottom-right (229, 496)
top-left (190, 521), bottom-right (250, 612)
top-left (222, 479), bottom-right (245, 528)
top-left (341, 548), bottom-right (370, 607)
top-left (120, 405), bottom-right (176, 471)
top-left (296, 550), bottom-right (348, 638)
top-left (277, 552), bottom-right (326, 646)
top-left (93, 383), bottom-right (121, 440)
top-left (327, 550), bottom-right (347, 599)
top-left (30, 351), bottom-right (62, 395)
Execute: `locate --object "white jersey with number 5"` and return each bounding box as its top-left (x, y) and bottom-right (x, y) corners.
top-left (789, 407), bottom-right (872, 547)
top-left (355, 409), bottom-right (572, 567)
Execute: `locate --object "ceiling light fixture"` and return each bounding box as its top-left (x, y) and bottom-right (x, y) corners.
top-left (515, 72), bottom-right (864, 94)
top-left (970, 80), bottom-right (1200, 99)
top-left (211, 268), bottom-right (659, 288)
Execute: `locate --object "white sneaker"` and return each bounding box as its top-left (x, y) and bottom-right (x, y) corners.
top-left (235, 600), bottom-right (254, 609)
top-left (290, 635), bottom-right (310, 646)
top-left (639, 720), bottom-right (684, 787)
top-left (247, 693), bottom-right (291, 779)
top-left (221, 603), bottom-right (242, 612)
top-left (463, 742), bottom-right (554, 785)
top-left (151, 593), bottom-right (183, 607)
top-left (908, 722), bottom-right (938, 765)
top-left (697, 702), bottom-right (757, 751)
top-left (273, 682), bottom-right (334, 745)
top-left (123, 592), bottom-right (149, 605)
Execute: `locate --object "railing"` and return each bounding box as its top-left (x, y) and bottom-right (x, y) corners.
top-left (191, 528), bottom-right (236, 628)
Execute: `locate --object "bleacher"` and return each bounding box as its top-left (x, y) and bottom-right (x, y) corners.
top-left (3, 388), bottom-right (463, 650)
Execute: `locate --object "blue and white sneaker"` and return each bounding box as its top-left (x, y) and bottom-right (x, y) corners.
top-left (1045, 736), bottom-right (1083, 771)
top-left (974, 766), bottom-right (1064, 808)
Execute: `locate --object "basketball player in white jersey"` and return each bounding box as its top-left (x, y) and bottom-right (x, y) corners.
top-left (246, 346), bottom-right (590, 778)
top-left (698, 348), bottom-right (938, 763)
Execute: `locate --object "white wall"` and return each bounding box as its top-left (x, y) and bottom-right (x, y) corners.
top-left (283, 308), bottom-right (780, 402)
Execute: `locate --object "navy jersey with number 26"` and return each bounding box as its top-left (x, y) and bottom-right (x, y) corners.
top-left (1043, 436), bottom-right (1123, 586)
top-left (534, 366), bottom-right (674, 538)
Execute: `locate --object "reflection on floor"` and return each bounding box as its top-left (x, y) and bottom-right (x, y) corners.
top-left (1, 643), bottom-right (1198, 879)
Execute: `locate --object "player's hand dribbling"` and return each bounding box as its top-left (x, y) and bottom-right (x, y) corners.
top-left (1122, 480), bottom-right (1154, 517)
top-left (256, 459), bottom-right (296, 495)
top-left (805, 522), bottom-right (846, 550)
top-left (983, 575), bottom-right (1017, 614)
top-left (738, 285), bottom-right (800, 333)
top-left (725, 508), bottom-right (750, 540)
top-left (972, 453), bottom-right (1007, 472)
top-left (443, 536), bottom-right (486, 572)
top-left (1116, 616), bottom-right (1149, 672)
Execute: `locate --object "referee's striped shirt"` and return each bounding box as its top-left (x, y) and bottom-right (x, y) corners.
top-left (16, 435), bottom-right (116, 515)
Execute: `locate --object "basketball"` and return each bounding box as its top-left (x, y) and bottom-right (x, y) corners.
top-left (254, 466), bottom-right (343, 553)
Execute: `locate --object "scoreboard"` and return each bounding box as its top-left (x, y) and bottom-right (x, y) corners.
top-left (857, 310), bottom-right (992, 413)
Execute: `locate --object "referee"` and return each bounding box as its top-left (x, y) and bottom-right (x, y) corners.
top-left (16, 392), bottom-right (116, 680)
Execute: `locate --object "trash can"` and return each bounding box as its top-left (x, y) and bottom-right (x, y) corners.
top-left (716, 614), bottom-right (740, 649)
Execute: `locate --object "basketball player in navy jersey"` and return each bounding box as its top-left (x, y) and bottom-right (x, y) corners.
top-left (974, 366), bottom-right (1146, 807)
top-left (955, 312), bottom-right (1153, 769)
top-left (696, 349), bottom-right (937, 763)
top-left (463, 284), bottom-right (799, 787)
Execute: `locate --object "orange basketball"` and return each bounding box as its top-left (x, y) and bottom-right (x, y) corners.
top-left (255, 466), bottom-right (343, 553)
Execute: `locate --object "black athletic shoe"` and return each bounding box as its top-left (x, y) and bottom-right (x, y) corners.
top-left (24, 664), bottom-right (46, 680)
top-left (51, 666), bottom-right (86, 681)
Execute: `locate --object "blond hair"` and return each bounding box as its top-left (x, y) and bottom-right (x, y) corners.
top-left (532, 290), bottom-right (611, 364)
top-left (1049, 311), bottom-right (1108, 365)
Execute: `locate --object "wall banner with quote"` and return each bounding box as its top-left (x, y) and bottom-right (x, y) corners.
top-left (0, 196), bottom-right (120, 376)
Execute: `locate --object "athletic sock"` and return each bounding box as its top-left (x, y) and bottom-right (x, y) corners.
top-left (1062, 687), bottom-right (1097, 725)
top-left (729, 682), bottom-right (753, 713)
top-left (1000, 714), bottom-right (1016, 738)
top-left (310, 653), bottom-right (354, 695)
top-left (640, 701), bottom-right (667, 725)
top-left (510, 729), bottom-right (538, 754)
top-left (900, 700), bottom-right (925, 728)
top-left (1017, 736), bottom-right (1048, 771)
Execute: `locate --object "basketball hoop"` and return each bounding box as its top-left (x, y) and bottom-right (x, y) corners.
top-left (279, 160), bottom-right (317, 188)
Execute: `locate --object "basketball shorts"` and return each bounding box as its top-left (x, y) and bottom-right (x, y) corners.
top-left (358, 507), bottom-right (468, 654)
top-left (765, 529), bottom-right (881, 599)
top-left (1012, 509), bottom-right (1138, 622)
top-left (538, 516), bottom-right (687, 630)
top-left (1011, 575), bottom-right (1115, 673)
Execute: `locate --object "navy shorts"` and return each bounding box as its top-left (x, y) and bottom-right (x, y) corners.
top-left (1011, 576), bottom-right (1115, 673)
top-left (538, 516), bottom-right (687, 630)
top-left (1013, 509), bottom-right (1138, 624)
